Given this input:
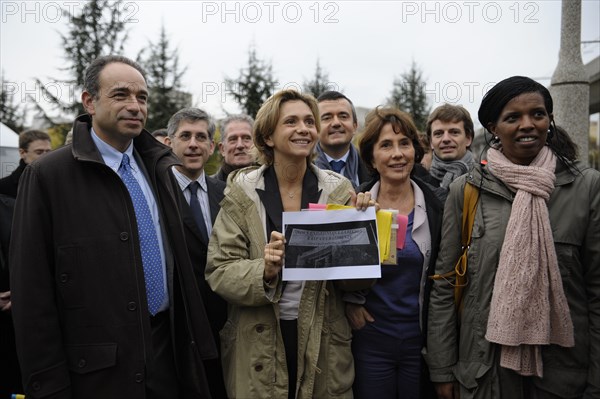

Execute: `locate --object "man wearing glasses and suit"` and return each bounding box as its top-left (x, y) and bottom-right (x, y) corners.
top-left (165, 107), bottom-right (227, 399)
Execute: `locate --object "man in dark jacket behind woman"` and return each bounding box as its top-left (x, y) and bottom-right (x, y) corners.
top-left (423, 104), bottom-right (476, 192)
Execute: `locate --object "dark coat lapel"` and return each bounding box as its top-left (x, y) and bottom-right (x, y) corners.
top-left (206, 177), bottom-right (225, 225)
top-left (256, 166), bottom-right (321, 235)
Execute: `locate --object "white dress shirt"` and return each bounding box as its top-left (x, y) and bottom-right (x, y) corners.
top-left (171, 167), bottom-right (213, 236)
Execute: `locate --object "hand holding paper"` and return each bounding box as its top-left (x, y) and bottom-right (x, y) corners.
top-left (353, 191), bottom-right (376, 211)
top-left (264, 231), bottom-right (285, 282)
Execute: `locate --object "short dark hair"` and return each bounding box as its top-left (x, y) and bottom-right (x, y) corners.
top-left (359, 107), bottom-right (424, 176)
top-left (317, 91), bottom-right (357, 124)
top-left (151, 128), bottom-right (168, 138)
top-left (19, 129), bottom-right (51, 150)
top-left (83, 55), bottom-right (146, 99)
top-left (419, 133), bottom-right (431, 155)
top-left (426, 104), bottom-right (475, 140)
top-left (167, 108), bottom-right (216, 139)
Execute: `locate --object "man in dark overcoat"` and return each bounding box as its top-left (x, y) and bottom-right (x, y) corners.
top-left (9, 55), bottom-right (216, 398)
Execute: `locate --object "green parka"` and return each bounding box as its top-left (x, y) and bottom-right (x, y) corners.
top-left (425, 159), bottom-right (600, 399)
top-left (206, 164), bottom-right (355, 399)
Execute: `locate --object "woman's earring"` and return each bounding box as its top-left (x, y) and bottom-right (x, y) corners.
top-left (547, 126), bottom-right (554, 140)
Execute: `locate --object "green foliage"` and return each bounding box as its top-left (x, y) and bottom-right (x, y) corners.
top-left (303, 59), bottom-right (331, 98)
top-left (204, 126), bottom-right (223, 176)
top-left (225, 46), bottom-right (277, 118)
top-left (47, 123), bottom-right (71, 149)
top-left (205, 150), bottom-right (223, 176)
top-left (388, 61), bottom-right (430, 131)
top-left (1, 70), bottom-right (26, 132)
top-left (138, 24), bottom-right (190, 133)
top-left (32, 0), bottom-right (129, 120)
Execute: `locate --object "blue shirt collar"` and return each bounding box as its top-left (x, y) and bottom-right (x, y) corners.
top-left (90, 127), bottom-right (134, 173)
top-left (323, 149), bottom-right (350, 164)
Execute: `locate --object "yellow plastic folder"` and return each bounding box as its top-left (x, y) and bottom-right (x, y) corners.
top-left (323, 204), bottom-right (394, 263)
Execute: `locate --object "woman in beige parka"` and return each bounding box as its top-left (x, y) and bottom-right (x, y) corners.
top-left (206, 89), bottom-right (373, 399)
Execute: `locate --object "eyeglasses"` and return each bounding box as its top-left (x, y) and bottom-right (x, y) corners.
top-left (175, 132), bottom-right (210, 142)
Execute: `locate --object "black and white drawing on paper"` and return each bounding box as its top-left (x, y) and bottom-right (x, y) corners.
top-left (282, 207), bottom-right (381, 281)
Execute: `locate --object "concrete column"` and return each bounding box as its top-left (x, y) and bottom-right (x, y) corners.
top-left (550, 0), bottom-right (589, 166)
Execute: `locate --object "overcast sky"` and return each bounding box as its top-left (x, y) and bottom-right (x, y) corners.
top-left (1, 0), bottom-right (599, 130)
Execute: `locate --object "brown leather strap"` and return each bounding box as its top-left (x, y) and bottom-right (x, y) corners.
top-left (430, 182), bottom-right (479, 316)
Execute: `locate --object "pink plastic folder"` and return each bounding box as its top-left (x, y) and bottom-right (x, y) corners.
top-left (396, 214), bottom-right (408, 250)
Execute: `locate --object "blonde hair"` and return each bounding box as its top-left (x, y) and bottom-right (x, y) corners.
top-left (253, 89), bottom-right (320, 165)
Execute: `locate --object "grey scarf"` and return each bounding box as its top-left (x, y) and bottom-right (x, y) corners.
top-left (429, 151), bottom-right (474, 189)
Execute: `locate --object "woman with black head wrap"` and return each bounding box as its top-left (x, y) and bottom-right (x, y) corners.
top-left (424, 76), bottom-right (600, 399)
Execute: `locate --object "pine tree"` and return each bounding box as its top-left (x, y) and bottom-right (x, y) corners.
top-left (1, 71), bottom-right (25, 132)
top-left (225, 46), bottom-right (277, 118)
top-left (32, 0), bottom-right (129, 121)
top-left (138, 24), bottom-right (190, 132)
top-left (388, 61), bottom-right (430, 131)
top-left (303, 59), bottom-right (331, 98)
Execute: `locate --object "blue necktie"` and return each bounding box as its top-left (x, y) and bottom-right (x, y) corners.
top-left (330, 160), bottom-right (346, 173)
top-left (188, 182), bottom-right (209, 244)
top-left (119, 154), bottom-right (165, 315)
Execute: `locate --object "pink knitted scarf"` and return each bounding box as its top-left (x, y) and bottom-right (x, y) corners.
top-left (485, 146), bottom-right (574, 378)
